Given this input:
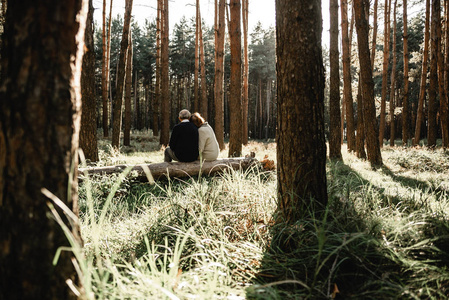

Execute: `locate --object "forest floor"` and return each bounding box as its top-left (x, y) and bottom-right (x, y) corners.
top-left (76, 131), bottom-right (449, 299)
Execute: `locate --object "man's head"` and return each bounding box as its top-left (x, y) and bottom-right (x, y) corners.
top-left (178, 109), bottom-right (191, 120)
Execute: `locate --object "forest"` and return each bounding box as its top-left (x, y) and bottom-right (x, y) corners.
top-left (1, 0), bottom-right (449, 299)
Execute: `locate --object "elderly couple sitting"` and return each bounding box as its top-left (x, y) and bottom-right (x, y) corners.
top-left (164, 109), bottom-right (220, 163)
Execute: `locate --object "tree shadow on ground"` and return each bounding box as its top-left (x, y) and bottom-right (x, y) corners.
top-left (247, 160), bottom-right (449, 300)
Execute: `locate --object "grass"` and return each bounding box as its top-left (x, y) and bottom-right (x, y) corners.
top-left (71, 133), bottom-right (449, 299)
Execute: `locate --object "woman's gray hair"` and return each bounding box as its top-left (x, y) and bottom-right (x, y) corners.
top-left (178, 109), bottom-right (191, 120)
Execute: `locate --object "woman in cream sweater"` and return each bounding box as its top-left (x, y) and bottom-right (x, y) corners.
top-left (190, 112), bottom-right (220, 161)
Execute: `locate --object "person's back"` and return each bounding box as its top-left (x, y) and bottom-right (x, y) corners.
top-left (170, 121), bottom-right (199, 162)
top-left (190, 112), bottom-right (220, 161)
top-left (164, 109), bottom-right (199, 163)
top-left (198, 122), bottom-right (219, 161)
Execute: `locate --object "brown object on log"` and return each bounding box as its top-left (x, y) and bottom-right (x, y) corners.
top-left (79, 157), bottom-right (259, 181)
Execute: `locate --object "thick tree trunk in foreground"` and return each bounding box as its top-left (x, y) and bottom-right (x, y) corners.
top-left (354, 0), bottom-right (382, 166)
top-left (228, 0), bottom-right (243, 157)
top-left (276, 0), bottom-right (328, 222)
top-left (80, 157), bottom-right (258, 181)
top-left (111, 0), bottom-right (133, 148)
top-left (0, 1), bottom-right (87, 298)
top-left (214, 0), bottom-right (226, 150)
top-left (81, 0), bottom-right (99, 162)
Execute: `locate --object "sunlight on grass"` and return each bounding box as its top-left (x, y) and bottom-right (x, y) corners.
top-left (73, 136), bottom-right (449, 299)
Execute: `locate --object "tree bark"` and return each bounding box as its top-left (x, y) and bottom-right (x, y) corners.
top-left (160, 0), bottom-right (170, 146)
top-left (443, 0), bottom-right (449, 148)
top-left (379, 0), bottom-right (390, 146)
top-left (154, 0), bottom-right (162, 137)
top-left (214, 0), bottom-right (226, 150)
top-left (354, 0), bottom-right (383, 166)
top-left (402, 0), bottom-right (410, 146)
top-left (413, 0), bottom-right (430, 146)
top-left (80, 0), bottom-right (99, 162)
top-left (390, 0), bottom-right (398, 146)
top-left (0, 0), bottom-right (87, 298)
top-left (198, 6), bottom-right (208, 119)
top-left (428, 0), bottom-right (439, 147)
top-left (276, 0), bottom-right (328, 222)
top-left (242, 0), bottom-right (249, 144)
top-left (439, 0), bottom-right (449, 147)
top-left (124, 31), bottom-right (133, 146)
top-left (111, 0), bottom-right (133, 148)
top-left (101, 0), bottom-right (109, 137)
top-left (329, 0), bottom-right (342, 160)
top-left (341, 0), bottom-right (356, 152)
top-left (228, 0), bottom-right (243, 157)
top-left (194, 0), bottom-right (200, 112)
top-left (371, 0), bottom-right (378, 69)
top-left (356, 80), bottom-right (367, 158)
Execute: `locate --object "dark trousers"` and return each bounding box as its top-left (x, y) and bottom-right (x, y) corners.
top-left (164, 147), bottom-right (178, 162)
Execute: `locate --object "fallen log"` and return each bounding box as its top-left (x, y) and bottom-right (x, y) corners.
top-left (78, 157), bottom-right (259, 182)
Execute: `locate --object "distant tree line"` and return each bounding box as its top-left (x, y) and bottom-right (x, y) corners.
top-left (92, 10), bottom-right (276, 149)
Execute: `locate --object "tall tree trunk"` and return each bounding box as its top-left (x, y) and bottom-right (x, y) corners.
top-left (265, 79), bottom-right (271, 139)
top-left (81, 0), bottom-right (99, 162)
top-left (371, 0), bottom-right (378, 69)
top-left (355, 0), bottom-right (383, 166)
top-left (194, 0), bottom-right (200, 113)
top-left (439, 0), bottom-right (449, 147)
top-left (228, 0), bottom-right (243, 157)
top-left (443, 0), bottom-right (449, 148)
top-left (428, 0), bottom-right (439, 147)
top-left (106, 0), bottom-right (113, 136)
top-left (402, 0), bottom-right (410, 146)
top-left (154, 0), bottom-right (162, 137)
top-left (329, 0), bottom-right (342, 160)
top-left (356, 80), bottom-right (367, 158)
top-left (379, 0), bottom-right (390, 146)
top-left (276, 0), bottom-right (328, 223)
top-left (413, 0), bottom-right (430, 146)
top-left (101, 0), bottom-right (109, 137)
top-left (124, 32), bottom-right (133, 146)
top-left (111, 0), bottom-right (133, 148)
top-left (390, 0), bottom-right (398, 146)
top-left (198, 6), bottom-right (208, 119)
top-left (0, 0), bottom-right (87, 298)
top-left (242, 0), bottom-right (249, 144)
top-left (214, 0), bottom-right (226, 150)
top-left (160, 0), bottom-right (170, 146)
top-left (341, 0), bottom-right (356, 151)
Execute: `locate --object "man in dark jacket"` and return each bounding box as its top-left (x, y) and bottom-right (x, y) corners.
top-left (164, 109), bottom-right (199, 162)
